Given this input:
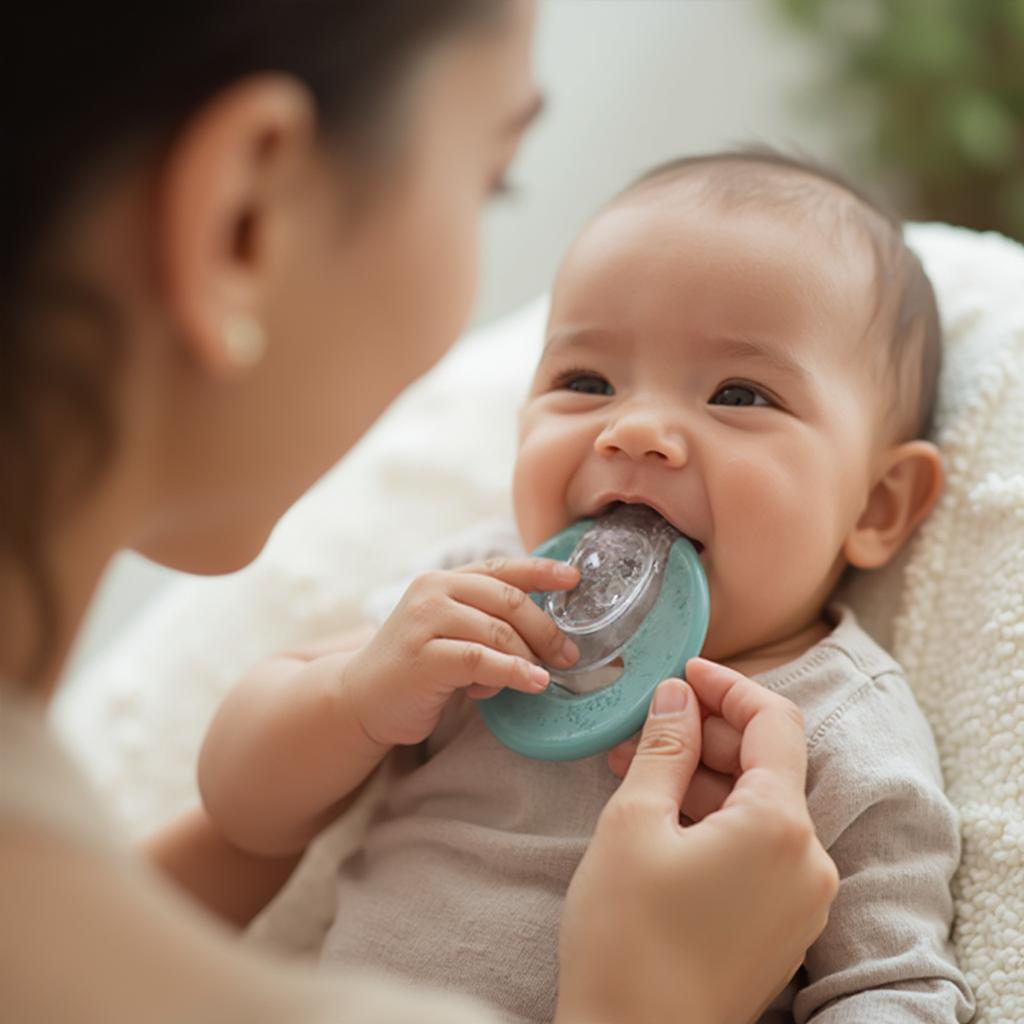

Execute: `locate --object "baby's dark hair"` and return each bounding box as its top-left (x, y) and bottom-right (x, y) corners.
top-left (617, 147), bottom-right (942, 442)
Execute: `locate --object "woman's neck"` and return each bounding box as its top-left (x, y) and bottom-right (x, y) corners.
top-left (0, 470), bottom-right (143, 703)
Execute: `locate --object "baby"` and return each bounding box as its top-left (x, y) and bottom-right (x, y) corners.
top-left (200, 150), bottom-right (974, 1023)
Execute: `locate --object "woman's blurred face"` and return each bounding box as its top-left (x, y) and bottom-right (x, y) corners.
top-left (133, 0), bottom-right (539, 572)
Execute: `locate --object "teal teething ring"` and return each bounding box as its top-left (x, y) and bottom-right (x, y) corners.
top-left (480, 512), bottom-right (710, 761)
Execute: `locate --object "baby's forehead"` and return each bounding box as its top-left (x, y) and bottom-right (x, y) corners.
top-left (617, 155), bottom-right (890, 238)
top-left (617, 166), bottom-right (884, 282)
top-left (552, 185), bottom-right (884, 366)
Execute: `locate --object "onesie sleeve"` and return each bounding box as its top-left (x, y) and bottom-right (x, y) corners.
top-left (793, 670), bottom-right (975, 1024)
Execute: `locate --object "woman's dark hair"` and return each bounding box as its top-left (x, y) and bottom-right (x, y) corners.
top-left (2, 1), bottom-right (502, 682)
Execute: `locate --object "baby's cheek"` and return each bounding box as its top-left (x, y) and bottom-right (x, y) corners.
top-left (715, 455), bottom-right (837, 586)
top-left (514, 409), bottom-right (594, 548)
top-left (512, 444), bottom-right (560, 550)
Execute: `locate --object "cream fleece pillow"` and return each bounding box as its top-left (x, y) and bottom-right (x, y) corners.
top-left (58, 225), bottom-right (1024, 1023)
top-left (844, 224), bottom-right (1024, 1023)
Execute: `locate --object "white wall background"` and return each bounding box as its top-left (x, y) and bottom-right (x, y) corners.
top-left (70, 0), bottom-right (838, 674)
top-left (473, 0), bottom-right (841, 326)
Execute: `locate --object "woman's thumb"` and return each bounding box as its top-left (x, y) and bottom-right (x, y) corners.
top-left (616, 678), bottom-right (702, 811)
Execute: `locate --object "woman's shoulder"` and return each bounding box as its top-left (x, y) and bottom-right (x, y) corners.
top-left (0, 686), bottom-right (497, 1024)
top-left (1, 817), bottom-right (490, 1024)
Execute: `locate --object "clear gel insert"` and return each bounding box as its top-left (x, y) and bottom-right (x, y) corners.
top-left (545, 504), bottom-right (680, 694)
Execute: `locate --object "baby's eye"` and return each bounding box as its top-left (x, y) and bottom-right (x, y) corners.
top-left (709, 383), bottom-right (771, 408)
top-left (561, 373), bottom-right (614, 397)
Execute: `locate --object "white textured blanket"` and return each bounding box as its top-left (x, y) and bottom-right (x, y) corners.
top-left (57, 224), bottom-right (1024, 1023)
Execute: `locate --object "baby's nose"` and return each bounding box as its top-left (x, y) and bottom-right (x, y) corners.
top-left (595, 411), bottom-right (688, 467)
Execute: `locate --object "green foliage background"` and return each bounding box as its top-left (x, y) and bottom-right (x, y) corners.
top-left (776, 0), bottom-right (1024, 239)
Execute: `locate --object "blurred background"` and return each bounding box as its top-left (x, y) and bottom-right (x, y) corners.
top-left (476, 0), bottom-right (1024, 328)
top-left (73, 0), bottom-right (1024, 672)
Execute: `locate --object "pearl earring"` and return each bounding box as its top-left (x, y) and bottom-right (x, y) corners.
top-left (223, 313), bottom-right (267, 368)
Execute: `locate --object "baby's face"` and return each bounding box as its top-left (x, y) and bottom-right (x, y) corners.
top-left (514, 197), bottom-right (887, 662)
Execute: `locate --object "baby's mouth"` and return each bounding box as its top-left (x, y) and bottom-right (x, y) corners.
top-left (592, 500), bottom-right (705, 555)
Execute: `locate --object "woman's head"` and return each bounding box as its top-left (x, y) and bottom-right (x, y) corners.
top-left (3, 0), bottom-right (538, 679)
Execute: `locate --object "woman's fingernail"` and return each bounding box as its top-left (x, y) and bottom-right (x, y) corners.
top-left (652, 679), bottom-right (689, 716)
top-left (530, 665), bottom-right (550, 689)
top-left (559, 638), bottom-right (579, 665)
top-left (554, 562), bottom-right (579, 582)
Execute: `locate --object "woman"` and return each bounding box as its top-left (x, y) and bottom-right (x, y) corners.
top-left (0, 2), bottom-right (838, 1021)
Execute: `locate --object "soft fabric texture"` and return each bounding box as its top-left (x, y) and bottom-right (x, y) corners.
top-left (57, 224), bottom-right (1024, 1023)
top-left (1, 683), bottom-right (499, 1024)
top-left (320, 594), bottom-right (971, 1024)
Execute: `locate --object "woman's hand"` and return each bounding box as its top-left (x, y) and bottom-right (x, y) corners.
top-left (556, 659), bottom-right (839, 1024)
top-left (606, 682), bottom-right (741, 822)
top-left (344, 557), bottom-right (580, 748)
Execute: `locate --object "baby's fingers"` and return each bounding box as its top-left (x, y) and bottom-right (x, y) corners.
top-left (444, 605), bottom-right (537, 664)
top-left (447, 574), bottom-right (579, 669)
top-left (606, 734), bottom-right (641, 778)
top-left (466, 684), bottom-right (501, 700)
top-left (455, 556), bottom-right (579, 596)
top-left (427, 638), bottom-right (550, 696)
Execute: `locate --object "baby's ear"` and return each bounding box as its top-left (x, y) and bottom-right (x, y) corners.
top-left (843, 440), bottom-right (944, 570)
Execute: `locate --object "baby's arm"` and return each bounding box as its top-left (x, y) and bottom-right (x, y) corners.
top-left (794, 678), bottom-right (974, 1023)
top-left (143, 804), bottom-right (303, 926)
top-left (199, 623), bottom-right (386, 857)
top-left (200, 557), bottom-right (577, 860)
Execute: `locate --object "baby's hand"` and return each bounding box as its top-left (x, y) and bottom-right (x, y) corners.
top-left (345, 557), bottom-right (580, 748)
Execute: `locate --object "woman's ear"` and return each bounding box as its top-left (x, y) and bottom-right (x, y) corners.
top-left (157, 74), bottom-right (316, 376)
top-left (843, 440), bottom-right (944, 570)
